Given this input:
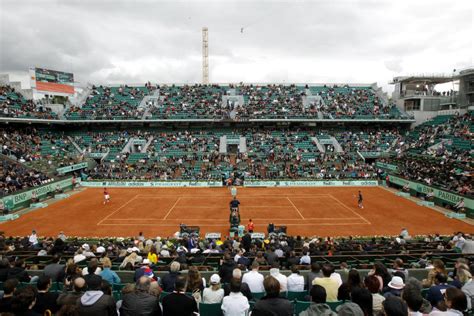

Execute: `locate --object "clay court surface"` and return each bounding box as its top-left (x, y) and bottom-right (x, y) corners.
top-left (1, 187), bottom-right (472, 238)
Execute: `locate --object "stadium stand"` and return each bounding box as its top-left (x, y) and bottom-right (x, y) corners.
top-left (65, 85), bottom-right (153, 120)
top-left (0, 82), bottom-right (471, 315)
top-left (0, 232), bottom-right (473, 315)
top-left (0, 86), bottom-right (58, 119)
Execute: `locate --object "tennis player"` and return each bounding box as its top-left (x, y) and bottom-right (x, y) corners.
top-left (358, 190), bottom-right (364, 209)
top-left (103, 188), bottom-right (111, 204)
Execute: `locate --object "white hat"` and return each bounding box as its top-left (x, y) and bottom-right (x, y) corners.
top-left (210, 274), bottom-right (221, 285)
top-left (96, 246), bottom-right (106, 253)
top-left (142, 259), bottom-right (151, 265)
top-left (132, 247), bottom-right (140, 252)
top-left (388, 276), bottom-right (405, 290)
top-left (127, 248), bottom-right (133, 253)
top-left (82, 244), bottom-right (90, 251)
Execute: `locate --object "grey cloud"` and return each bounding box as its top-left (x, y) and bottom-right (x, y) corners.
top-left (0, 0), bottom-right (472, 89)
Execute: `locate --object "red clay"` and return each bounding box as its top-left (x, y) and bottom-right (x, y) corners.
top-left (1, 187), bottom-right (472, 238)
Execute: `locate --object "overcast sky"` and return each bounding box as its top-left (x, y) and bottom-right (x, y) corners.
top-left (0, 0), bottom-right (473, 92)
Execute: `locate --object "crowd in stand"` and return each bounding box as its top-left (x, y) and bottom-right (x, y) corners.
top-left (65, 85), bottom-right (154, 120)
top-left (0, 86), bottom-right (58, 120)
top-left (0, 231), bottom-right (474, 315)
top-left (392, 157), bottom-right (472, 197)
top-left (311, 86), bottom-right (395, 119)
top-left (151, 84), bottom-right (229, 119)
top-left (390, 113), bottom-right (473, 197)
top-left (0, 111), bottom-right (470, 196)
top-left (0, 159), bottom-right (52, 197)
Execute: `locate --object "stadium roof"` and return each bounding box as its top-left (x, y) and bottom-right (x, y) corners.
top-left (390, 75), bottom-right (454, 85)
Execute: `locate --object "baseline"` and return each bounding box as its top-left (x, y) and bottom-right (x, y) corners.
top-left (97, 195), bottom-right (139, 226)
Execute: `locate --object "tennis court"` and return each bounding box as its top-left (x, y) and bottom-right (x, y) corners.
top-left (1, 187), bottom-right (471, 237)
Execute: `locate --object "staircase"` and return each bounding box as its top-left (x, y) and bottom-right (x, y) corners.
top-left (219, 136), bottom-right (227, 154)
top-left (312, 137), bottom-right (326, 153)
top-left (329, 136), bottom-right (344, 153)
top-left (67, 136), bottom-right (85, 154)
top-left (142, 136), bottom-right (155, 153)
top-left (239, 137), bottom-right (247, 153)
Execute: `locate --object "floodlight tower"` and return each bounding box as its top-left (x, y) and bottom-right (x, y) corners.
top-left (202, 27), bottom-right (209, 84)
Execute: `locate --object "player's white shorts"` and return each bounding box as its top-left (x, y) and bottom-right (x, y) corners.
top-left (105, 194), bottom-right (110, 200)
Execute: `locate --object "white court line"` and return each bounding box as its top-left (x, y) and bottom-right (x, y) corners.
top-left (327, 194), bottom-right (371, 224)
top-left (97, 195), bottom-right (139, 225)
top-left (162, 197), bottom-right (181, 220)
top-left (286, 197), bottom-right (305, 219)
top-left (99, 222), bottom-right (369, 227)
top-left (105, 217), bottom-right (362, 221)
top-left (135, 194), bottom-right (332, 198)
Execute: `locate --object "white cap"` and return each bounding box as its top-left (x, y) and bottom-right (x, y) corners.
top-left (210, 274), bottom-right (221, 284)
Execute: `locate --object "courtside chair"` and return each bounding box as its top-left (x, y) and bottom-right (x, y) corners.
top-left (199, 302), bottom-right (223, 316)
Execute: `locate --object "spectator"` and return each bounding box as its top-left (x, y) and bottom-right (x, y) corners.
top-left (401, 281), bottom-right (424, 316)
top-left (57, 277), bottom-right (86, 307)
top-left (33, 275), bottom-right (60, 315)
top-left (423, 260), bottom-right (448, 288)
top-left (426, 273), bottom-right (454, 308)
top-left (0, 278), bottom-right (18, 313)
top-left (299, 284), bottom-right (336, 316)
top-left (336, 302), bottom-right (364, 316)
top-left (77, 273), bottom-right (117, 316)
top-left (186, 266), bottom-right (204, 300)
top-left (220, 253), bottom-right (238, 284)
top-left (382, 297), bottom-right (408, 316)
top-left (161, 261), bottom-right (180, 292)
top-left (430, 287), bottom-right (467, 316)
top-left (312, 264), bottom-right (340, 302)
top-left (338, 269), bottom-right (363, 301)
top-left (252, 276), bottom-right (293, 316)
top-left (120, 276), bottom-right (161, 316)
top-left (100, 257), bottom-right (121, 285)
top-left (221, 278), bottom-right (250, 316)
top-left (0, 258), bottom-right (10, 282)
top-left (242, 261), bottom-right (265, 293)
top-left (7, 259), bottom-right (30, 282)
top-left (11, 286), bottom-right (41, 316)
top-left (43, 254), bottom-right (65, 282)
top-left (224, 268), bottom-right (252, 301)
top-left (384, 276), bottom-right (405, 298)
top-left (351, 288), bottom-right (374, 316)
top-left (269, 261), bottom-right (288, 293)
top-left (365, 275), bottom-right (385, 315)
top-left (203, 274), bottom-right (224, 304)
top-left (162, 275), bottom-right (198, 316)
top-left (391, 259), bottom-right (409, 280)
top-left (306, 262), bottom-right (322, 289)
top-left (287, 265), bottom-right (305, 292)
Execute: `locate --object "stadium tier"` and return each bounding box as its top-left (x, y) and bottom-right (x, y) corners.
top-left (2, 84), bottom-right (411, 121)
top-left (0, 84), bottom-right (473, 316)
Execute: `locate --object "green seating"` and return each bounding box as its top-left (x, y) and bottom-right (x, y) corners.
top-left (113, 283), bottom-right (126, 292)
top-left (287, 291), bottom-right (307, 301)
top-left (421, 288), bottom-right (429, 298)
top-left (199, 303), bottom-right (223, 316)
top-left (252, 292), bottom-right (266, 300)
top-left (327, 300), bottom-right (345, 312)
top-left (294, 300), bottom-right (311, 314)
